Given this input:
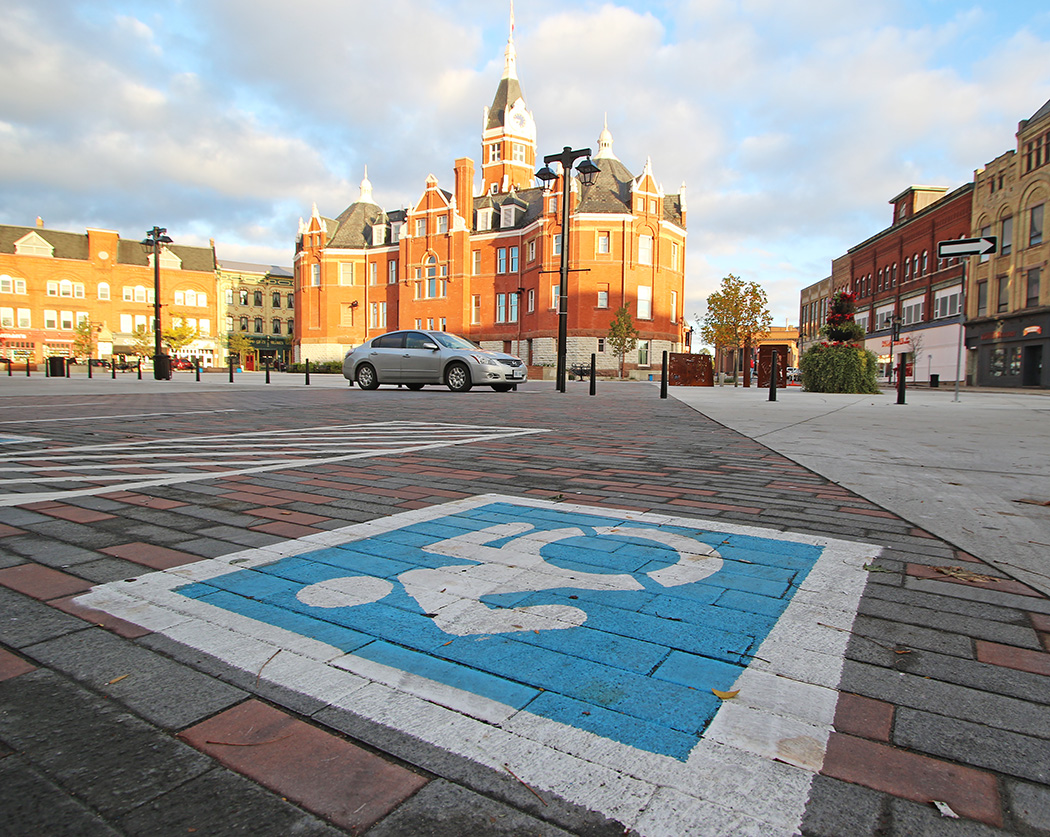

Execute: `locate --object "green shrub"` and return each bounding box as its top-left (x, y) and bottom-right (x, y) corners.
top-left (800, 343), bottom-right (880, 394)
top-left (288, 361), bottom-right (343, 374)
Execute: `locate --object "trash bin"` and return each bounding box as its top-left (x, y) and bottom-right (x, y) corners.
top-left (930, 374), bottom-right (940, 388)
top-left (47, 356), bottom-right (66, 377)
top-left (153, 354), bottom-right (172, 380)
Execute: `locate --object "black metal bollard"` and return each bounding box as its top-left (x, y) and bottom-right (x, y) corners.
top-left (87, 360), bottom-right (92, 379)
top-left (897, 359), bottom-right (907, 405)
top-left (660, 351), bottom-right (668, 399)
top-left (265, 358), bottom-right (271, 384)
top-left (195, 358), bottom-right (201, 382)
top-left (66, 360), bottom-right (71, 378)
top-left (589, 353), bottom-right (596, 396)
top-left (111, 360), bottom-right (116, 379)
top-left (769, 350), bottom-right (778, 402)
top-left (137, 360), bottom-right (142, 380)
top-left (305, 359), bottom-right (310, 386)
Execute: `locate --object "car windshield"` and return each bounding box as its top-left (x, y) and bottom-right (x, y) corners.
top-left (430, 332), bottom-right (480, 350)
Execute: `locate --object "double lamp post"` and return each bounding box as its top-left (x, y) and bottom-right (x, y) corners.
top-left (141, 226), bottom-right (172, 380)
top-left (535, 148), bottom-right (600, 392)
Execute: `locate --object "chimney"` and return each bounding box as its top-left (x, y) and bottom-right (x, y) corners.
top-left (454, 158), bottom-right (475, 227)
top-left (36, 216), bottom-right (44, 228)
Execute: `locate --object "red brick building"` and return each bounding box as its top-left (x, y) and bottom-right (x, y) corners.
top-left (293, 25), bottom-right (687, 375)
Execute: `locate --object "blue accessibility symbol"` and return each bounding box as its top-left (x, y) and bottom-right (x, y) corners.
top-left (176, 501), bottom-right (823, 760)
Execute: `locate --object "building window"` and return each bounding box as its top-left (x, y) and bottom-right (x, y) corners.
top-left (272, 318), bottom-right (281, 334)
top-left (287, 293), bottom-right (294, 309)
top-left (48, 281), bottom-right (58, 296)
top-left (990, 347), bottom-right (1022, 377)
top-left (471, 295), bottom-right (481, 325)
top-left (372, 224), bottom-right (386, 245)
top-left (510, 246), bottom-right (519, 273)
top-left (60, 311), bottom-right (73, 330)
top-left (254, 318), bottom-right (263, 333)
top-left (639, 235), bottom-right (653, 266)
top-left (0, 308), bottom-right (11, 328)
top-left (553, 234), bottom-right (562, 256)
top-left (287, 319), bottom-right (294, 334)
top-left (310, 265), bottom-right (320, 287)
top-left (509, 292), bottom-right (518, 322)
top-left (934, 286), bottom-right (961, 319)
top-left (597, 231), bottom-right (610, 255)
top-left (902, 297), bottom-right (925, 326)
top-left (548, 197), bottom-right (556, 213)
top-left (240, 316), bottom-right (249, 331)
top-left (512, 143), bottom-right (526, 162)
top-left (551, 284), bottom-right (560, 309)
top-left (527, 240), bottom-right (536, 261)
top-left (979, 225), bottom-right (992, 263)
top-left (45, 310), bottom-right (57, 329)
top-left (225, 316), bottom-right (233, 332)
top-left (501, 205), bottom-right (517, 227)
top-left (238, 289), bottom-right (249, 305)
top-left (391, 222), bottom-right (402, 243)
top-left (1002, 216), bottom-right (1013, 256)
top-left (637, 285), bottom-right (652, 319)
top-left (389, 261), bottom-right (398, 283)
top-left (339, 263), bottom-right (354, 285)
top-left (270, 291), bottom-right (280, 308)
top-left (597, 337), bottom-right (606, 353)
top-left (251, 290), bottom-right (261, 306)
top-left (671, 290), bottom-right (678, 323)
top-left (477, 209), bottom-right (493, 231)
top-left (1027, 267), bottom-right (1042, 308)
top-left (488, 143), bottom-right (501, 162)
top-left (496, 293), bottom-right (507, 323)
top-left (0, 276), bottom-right (26, 294)
top-left (1029, 204), bottom-right (1044, 247)
top-left (671, 242), bottom-right (680, 271)
top-left (97, 282), bottom-right (110, 300)
top-left (527, 289), bottom-right (535, 312)
top-left (370, 302), bottom-right (387, 329)
top-left (436, 215), bottom-right (448, 234)
top-left (497, 248), bottom-right (507, 274)
top-left (369, 262), bottom-right (378, 285)
top-left (997, 276), bottom-right (1009, 313)
top-left (638, 340), bottom-right (651, 366)
top-left (59, 279), bottom-right (72, 297)
top-left (977, 280), bottom-right (988, 316)
top-left (416, 218), bottom-right (427, 237)
top-left (597, 284), bottom-right (609, 309)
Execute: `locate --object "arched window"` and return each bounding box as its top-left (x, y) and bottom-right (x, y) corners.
top-left (98, 282), bottom-right (110, 300)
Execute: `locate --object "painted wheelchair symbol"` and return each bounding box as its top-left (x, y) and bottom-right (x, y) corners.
top-left (295, 522), bottom-right (722, 635)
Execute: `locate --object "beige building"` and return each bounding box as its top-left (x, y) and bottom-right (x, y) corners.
top-left (967, 97), bottom-right (1050, 388)
top-left (217, 261), bottom-right (295, 369)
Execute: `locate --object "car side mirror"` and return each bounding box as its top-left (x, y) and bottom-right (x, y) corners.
top-left (423, 342), bottom-right (439, 351)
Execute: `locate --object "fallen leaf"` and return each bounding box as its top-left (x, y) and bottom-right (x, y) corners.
top-left (712, 688), bottom-right (740, 700)
top-left (1013, 498), bottom-right (1050, 506)
top-left (108, 674), bottom-right (130, 685)
top-left (932, 801), bottom-right (960, 818)
top-left (442, 640), bottom-right (453, 646)
top-left (863, 563), bottom-right (895, 573)
top-left (932, 566), bottom-right (1000, 584)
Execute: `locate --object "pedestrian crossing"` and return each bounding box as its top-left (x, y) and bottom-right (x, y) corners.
top-left (0, 421), bottom-right (546, 506)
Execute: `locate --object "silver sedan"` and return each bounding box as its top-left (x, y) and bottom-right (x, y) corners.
top-left (342, 330), bottom-right (528, 392)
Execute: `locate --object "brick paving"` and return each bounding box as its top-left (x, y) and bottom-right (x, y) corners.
top-left (0, 381), bottom-right (1047, 834)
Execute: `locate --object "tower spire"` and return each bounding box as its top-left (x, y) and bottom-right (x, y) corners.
top-left (503, 1), bottom-right (517, 80)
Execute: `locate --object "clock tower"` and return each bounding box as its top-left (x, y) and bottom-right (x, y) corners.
top-left (481, 8), bottom-right (536, 195)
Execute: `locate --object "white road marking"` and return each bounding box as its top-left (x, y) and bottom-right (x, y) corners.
top-left (0, 421), bottom-right (546, 506)
top-left (0, 408), bottom-right (241, 425)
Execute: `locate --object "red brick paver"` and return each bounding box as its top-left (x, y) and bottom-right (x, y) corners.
top-left (0, 564), bottom-right (94, 601)
top-left (0, 647), bottom-right (37, 681)
top-left (975, 640), bottom-right (1050, 676)
top-left (822, 733), bottom-right (1002, 826)
top-left (180, 700), bottom-right (428, 833)
top-left (833, 692), bottom-right (895, 742)
top-left (906, 563), bottom-right (1042, 597)
top-left (100, 542), bottom-right (202, 570)
top-left (38, 505), bottom-right (116, 523)
top-left (49, 594), bottom-right (152, 639)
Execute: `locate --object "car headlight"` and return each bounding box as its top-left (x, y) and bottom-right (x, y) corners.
top-left (470, 354), bottom-right (500, 367)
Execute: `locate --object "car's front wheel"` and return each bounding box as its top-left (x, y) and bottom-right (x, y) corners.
top-left (445, 362), bottom-right (472, 392)
top-left (355, 363), bottom-right (379, 390)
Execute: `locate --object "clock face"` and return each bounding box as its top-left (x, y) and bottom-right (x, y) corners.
top-left (511, 112), bottom-right (528, 130)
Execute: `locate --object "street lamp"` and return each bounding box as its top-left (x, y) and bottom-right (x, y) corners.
top-left (141, 226), bottom-right (172, 380)
top-left (536, 148), bottom-right (601, 392)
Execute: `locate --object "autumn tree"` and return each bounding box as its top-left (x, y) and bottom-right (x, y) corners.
top-left (163, 320), bottom-right (199, 354)
top-left (607, 306), bottom-right (639, 379)
top-left (699, 275), bottom-right (772, 384)
top-left (73, 320), bottom-right (96, 360)
top-left (226, 332), bottom-right (253, 367)
top-left (130, 326), bottom-right (154, 359)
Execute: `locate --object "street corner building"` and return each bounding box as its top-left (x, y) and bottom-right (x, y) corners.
top-left (292, 23), bottom-right (688, 379)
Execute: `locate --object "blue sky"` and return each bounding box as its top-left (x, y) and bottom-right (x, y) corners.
top-left (2, 1), bottom-right (1049, 330)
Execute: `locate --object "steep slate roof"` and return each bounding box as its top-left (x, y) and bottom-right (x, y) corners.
top-left (218, 260), bottom-right (293, 277)
top-left (0, 224), bottom-right (215, 271)
top-left (577, 157), bottom-right (636, 214)
top-left (1027, 96), bottom-right (1050, 127)
top-left (486, 76), bottom-right (525, 131)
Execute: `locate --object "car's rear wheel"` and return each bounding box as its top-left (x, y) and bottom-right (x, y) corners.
top-left (445, 362), bottom-right (472, 392)
top-left (355, 363), bottom-right (379, 390)
top-left (491, 383), bottom-right (513, 392)
top-left (405, 382), bottom-right (425, 391)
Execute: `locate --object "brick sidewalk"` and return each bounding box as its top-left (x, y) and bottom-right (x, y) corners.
top-left (1, 383), bottom-right (1048, 835)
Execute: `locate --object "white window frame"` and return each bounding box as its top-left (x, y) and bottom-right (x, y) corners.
top-left (639, 235), bottom-right (653, 266)
top-left (637, 285), bottom-right (653, 320)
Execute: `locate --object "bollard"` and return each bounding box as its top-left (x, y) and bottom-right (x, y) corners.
top-left (88, 360), bottom-right (93, 380)
top-left (265, 358), bottom-right (271, 384)
top-left (111, 360), bottom-right (116, 379)
top-left (589, 353), bottom-right (596, 396)
top-left (137, 360), bottom-right (142, 380)
top-left (305, 359), bottom-right (311, 386)
top-left (660, 351), bottom-right (668, 399)
top-left (66, 360), bottom-right (71, 378)
top-left (769, 350), bottom-right (778, 402)
top-left (897, 359), bottom-right (907, 405)
top-left (26, 359), bottom-right (31, 377)
top-left (195, 358), bottom-right (201, 382)
top-left (229, 360), bottom-right (234, 382)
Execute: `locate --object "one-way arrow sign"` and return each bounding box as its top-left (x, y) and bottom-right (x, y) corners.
top-left (938, 237), bottom-right (997, 258)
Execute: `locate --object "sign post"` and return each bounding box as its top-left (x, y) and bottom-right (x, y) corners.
top-left (937, 237), bottom-right (997, 402)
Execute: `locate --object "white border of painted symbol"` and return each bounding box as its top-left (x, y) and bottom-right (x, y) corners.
top-left (77, 494), bottom-right (878, 836)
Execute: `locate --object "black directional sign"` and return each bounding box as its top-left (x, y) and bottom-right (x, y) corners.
top-left (937, 237), bottom-right (997, 258)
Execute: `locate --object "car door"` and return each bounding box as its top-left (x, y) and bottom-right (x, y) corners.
top-left (365, 332), bottom-right (406, 382)
top-left (401, 332), bottom-right (443, 383)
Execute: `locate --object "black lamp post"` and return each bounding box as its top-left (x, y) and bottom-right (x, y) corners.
top-left (536, 148), bottom-right (601, 392)
top-left (141, 226), bottom-right (172, 380)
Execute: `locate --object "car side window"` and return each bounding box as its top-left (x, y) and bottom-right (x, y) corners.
top-left (372, 333), bottom-right (405, 349)
top-left (405, 332), bottom-right (433, 349)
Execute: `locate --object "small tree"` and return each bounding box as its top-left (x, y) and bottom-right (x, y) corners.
top-left (700, 274), bottom-right (772, 383)
top-left (821, 291), bottom-right (864, 343)
top-left (73, 320), bottom-right (96, 360)
top-left (800, 289), bottom-right (879, 393)
top-left (226, 332), bottom-right (253, 367)
top-left (130, 326), bottom-right (153, 359)
top-left (607, 306), bottom-right (639, 379)
top-left (163, 321), bottom-right (199, 354)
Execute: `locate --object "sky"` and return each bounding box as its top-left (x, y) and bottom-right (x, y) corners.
top-left (3, 0), bottom-right (1050, 332)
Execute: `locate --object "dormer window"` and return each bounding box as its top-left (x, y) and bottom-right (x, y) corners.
top-left (372, 224), bottom-right (386, 245)
top-left (391, 222), bottom-right (402, 243)
top-left (501, 205), bottom-right (518, 228)
top-left (477, 208), bottom-right (494, 231)
top-left (14, 231), bottom-right (54, 257)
